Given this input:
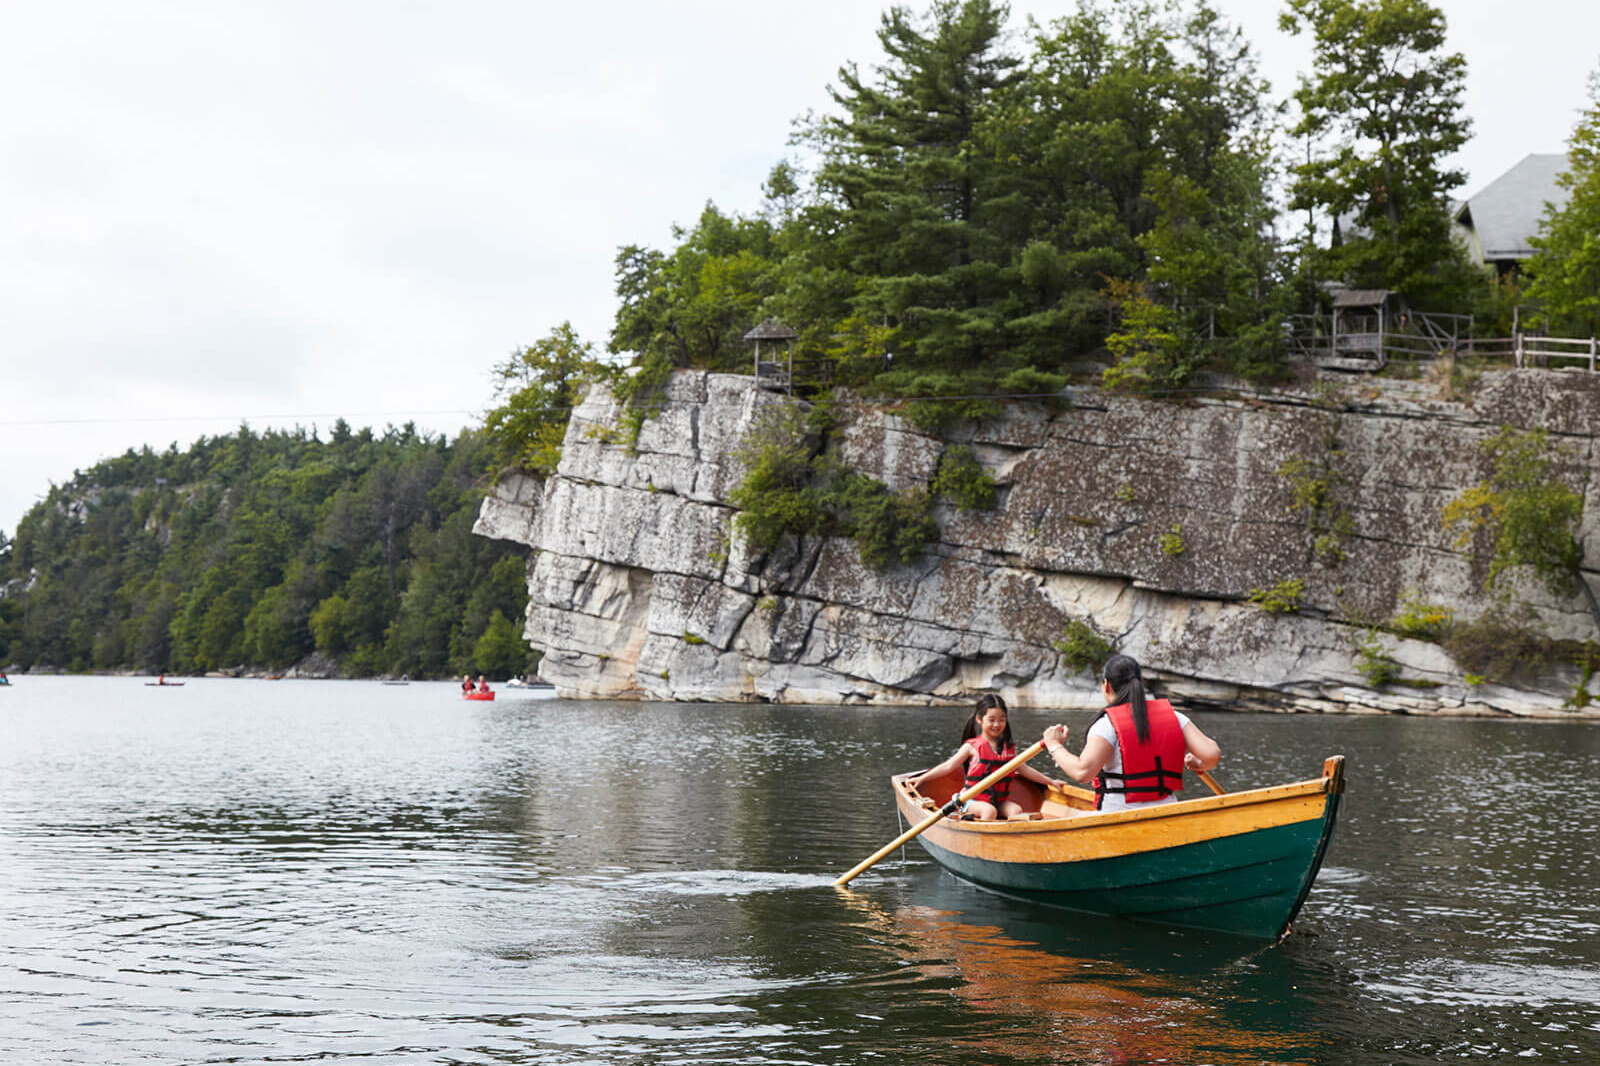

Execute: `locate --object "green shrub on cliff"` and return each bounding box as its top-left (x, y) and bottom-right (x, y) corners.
top-left (1392, 590), bottom-right (1453, 640)
top-left (1352, 627), bottom-right (1400, 687)
top-left (1054, 619), bottom-right (1113, 673)
top-left (728, 407), bottom-right (827, 552)
top-left (932, 445), bottom-right (997, 511)
top-left (1277, 438), bottom-right (1352, 565)
top-left (728, 405), bottom-right (937, 568)
top-left (1249, 578), bottom-right (1304, 613)
top-left (881, 369), bottom-right (1005, 433)
top-left (1442, 426), bottom-right (1599, 635)
top-left (831, 473), bottom-right (938, 567)
top-left (1440, 605), bottom-right (1568, 686)
top-left (1102, 279), bottom-right (1199, 392)
top-left (1159, 525), bottom-right (1186, 557)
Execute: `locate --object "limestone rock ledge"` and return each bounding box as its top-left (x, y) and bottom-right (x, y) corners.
top-left (474, 369), bottom-right (1600, 718)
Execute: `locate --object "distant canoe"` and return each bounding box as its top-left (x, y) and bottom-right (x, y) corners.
top-left (462, 691), bottom-right (495, 701)
top-left (895, 755), bottom-right (1344, 941)
top-left (144, 682), bottom-right (186, 687)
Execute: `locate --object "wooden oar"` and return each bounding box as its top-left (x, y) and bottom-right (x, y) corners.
top-left (834, 740), bottom-right (1045, 887)
top-left (1196, 768), bottom-right (1225, 795)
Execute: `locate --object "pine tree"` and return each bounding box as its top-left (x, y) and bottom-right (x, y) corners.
top-left (805, 0), bottom-right (1022, 372)
top-left (1007, 1), bottom-right (1281, 379)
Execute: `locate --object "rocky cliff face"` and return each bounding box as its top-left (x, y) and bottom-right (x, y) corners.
top-left (474, 367), bottom-right (1600, 717)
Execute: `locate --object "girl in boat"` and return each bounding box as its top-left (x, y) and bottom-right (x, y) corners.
top-left (910, 695), bottom-right (1061, 821)
top-left (1041, 653), bottom-right (1220, 811)
top-left (461, 674), bottom-right (474, 695)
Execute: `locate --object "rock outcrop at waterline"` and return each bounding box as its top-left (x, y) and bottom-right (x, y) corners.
top-left (474, 368), bottom-right (1600, 717)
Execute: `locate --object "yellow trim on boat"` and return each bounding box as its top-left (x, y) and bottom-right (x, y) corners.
top-left (895, 774), bottom-right (1335, 864)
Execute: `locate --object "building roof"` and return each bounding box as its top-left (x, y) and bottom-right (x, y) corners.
top-left (1454, 153), bottom-right (1571, 262)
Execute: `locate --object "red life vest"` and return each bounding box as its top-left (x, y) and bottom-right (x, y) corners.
top-left (1094, 698), bottom-right (1186, 808)
top-left (962, 737), bottom-right (1015, 805)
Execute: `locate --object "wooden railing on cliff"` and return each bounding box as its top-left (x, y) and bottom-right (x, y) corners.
top-left (1286, 314), bottom-right (1600, 373)
top-left (1458, 334), bottom-right (1600, 370)
top-left (755, 356), bottom-right (834, 397)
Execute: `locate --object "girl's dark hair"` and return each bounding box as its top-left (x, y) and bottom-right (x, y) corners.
top-left (961, 693), bottom-right (1014, 749)
top-left (1103, 654), bottom-right (1151, 742)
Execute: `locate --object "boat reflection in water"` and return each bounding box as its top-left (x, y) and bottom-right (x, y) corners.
top-left (882, 892), bottom-right (1331, 1066)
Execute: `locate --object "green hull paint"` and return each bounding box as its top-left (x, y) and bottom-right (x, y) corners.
top-left (918, 795), bottom-right (1340, 940)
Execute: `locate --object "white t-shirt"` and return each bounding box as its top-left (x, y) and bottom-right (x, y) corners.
top-left (1087, 709), bottom-right (1192, 812)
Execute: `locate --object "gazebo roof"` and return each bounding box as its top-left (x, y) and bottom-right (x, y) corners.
top-left (1331, 289), bottom-right (1392, 308)
top-left (743, 318), bottom-right (797, 342)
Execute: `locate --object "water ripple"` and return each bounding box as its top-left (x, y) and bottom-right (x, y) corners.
top-left (0, 680), bottom-right (1596, 1065)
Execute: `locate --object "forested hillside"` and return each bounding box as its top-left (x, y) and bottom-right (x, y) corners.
top-left (0, 422), bottom-right (532, 679)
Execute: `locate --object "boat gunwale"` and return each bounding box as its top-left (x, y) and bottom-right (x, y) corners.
top-left (893, 759), bottom-right (1341, 838)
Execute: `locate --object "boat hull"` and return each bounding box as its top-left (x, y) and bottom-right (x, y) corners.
top-left (896, 757), bottom-right (1342, 941)
top-left (463, 691), bottom-right (495, 701)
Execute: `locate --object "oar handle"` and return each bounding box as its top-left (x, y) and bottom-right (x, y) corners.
top-left (834, 740), bottom-right (1045, 887)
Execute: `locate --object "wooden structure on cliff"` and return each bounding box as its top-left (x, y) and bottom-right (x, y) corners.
top-left (1459, 332), bottom-right (1600, 369)
top-left (1284, 290), bottom-right (1471, 371)
top-left (745, 318), bottom-right (833, 396)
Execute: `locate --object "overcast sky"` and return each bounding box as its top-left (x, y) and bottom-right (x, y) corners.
top-left (2, 0), bottom-right (1596, 536)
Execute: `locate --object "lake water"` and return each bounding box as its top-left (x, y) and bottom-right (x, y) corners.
top-left (1, 676), bottom-right (1596, 1065)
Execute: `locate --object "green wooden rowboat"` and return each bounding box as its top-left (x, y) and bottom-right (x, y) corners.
top-left (895, 755), bottom-right (1344, 940)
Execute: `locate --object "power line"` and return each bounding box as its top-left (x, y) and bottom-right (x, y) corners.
top-left (0, 379), bottom-right (1314, 431)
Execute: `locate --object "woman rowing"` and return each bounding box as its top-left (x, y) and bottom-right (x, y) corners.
top-left (1041, 653), bottom-right (1220, 811)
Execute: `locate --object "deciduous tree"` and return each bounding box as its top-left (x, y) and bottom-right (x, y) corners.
top-left (1526, 70), bottom-right (1600, 337)
top-left (484, 322), bottom-right (612, 476)
top-left (1281, 0), bottom-right (1477, 306)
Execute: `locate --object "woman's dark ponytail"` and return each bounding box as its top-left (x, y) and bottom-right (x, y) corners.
top-left (1102, 654), bottom-right (1150, 742)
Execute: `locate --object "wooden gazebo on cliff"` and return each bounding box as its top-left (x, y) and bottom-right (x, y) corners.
top-left (745, 318), bottom-right (799, 393)
top-left (1285, 289), bottom-right (1470, 370)
top-left (1325, 289), bottom-right (1400, 370)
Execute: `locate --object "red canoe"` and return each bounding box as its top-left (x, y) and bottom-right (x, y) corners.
top-left (463, 691), bottom-right (495, 701)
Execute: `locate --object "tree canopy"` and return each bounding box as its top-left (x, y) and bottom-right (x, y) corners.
top-left (1280, 0), bottom-right (1479, 307)
top-left (573, 0), bottom-right (1597, 425)
top-left (583, 0), bottom-right (1288, 431)
top-left (1525, 69), bottom-right (1600, 337)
